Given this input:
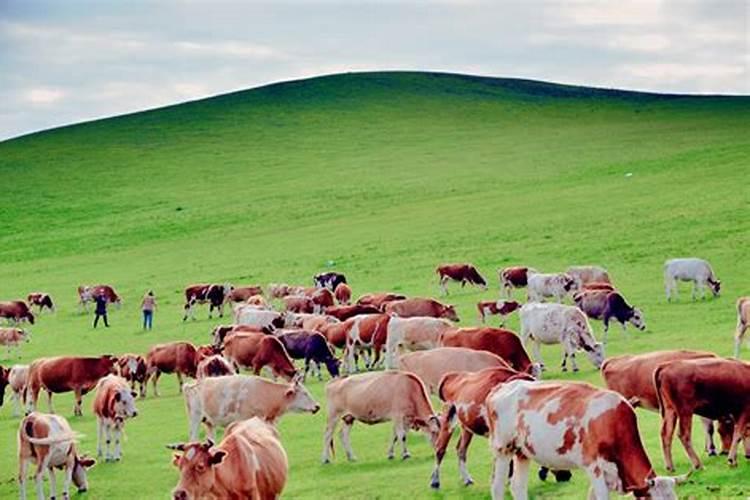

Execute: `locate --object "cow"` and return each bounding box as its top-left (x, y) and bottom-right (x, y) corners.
top-left (277, 330), bottom-right (340, 380)
top-left (234, 305), bottom-right (285, 330)
top-left (92, 375), bottom-right (138, 461)
top-left (664, 257), bottom-right (721, 301)
top-left (498, 266), bottom-right (537, 298)
top-left (225, 285), bottom-right (263, 303)
top-left (486, 379), bottom-right (686, 500)
top-left (26, 355), bottom-right (117, 416)
top-left (282, 312), bottom-right (340, 331)
top-left (334, 283), bottom-right (352, 304)
top-left (211, 324), bottom-right (269, 348)
top-left (196, 355), bottom-right (236, 379)
top-left (398, 347), bottom-right (510, 393)
top-left (436, 263), bottom-right (488, 295)
top-left (356, 292), bottom-right (407, 311)
top-left (8, 364), bottom-right (28, 417)
top-left (0, 326), bottom-right (30, 357)
top-left (18, 412), bottom-right (95, 500)
top-left (283, 295), bottom-right (315, 314)
top-left (183, 374), bottom-right (319, 440)
top-left (321, 370), bottom-right (440, 463)
top-left (0, 364), bottom-right (8, 407)
top-left (245, 294), bottom-right (270, 309)
top-left (269, 283), bottom-right (305, 299)
top-left (116, 354), bottom-right (148, 398)
top-left (526, 272), bottom-right (575, 302)
top-left (566, 265), bottom-right (611, 290)
top-left (309, 287), bottom-right (335, 313)
top-left (145, 342), bottom-right (199, 396)
top-left (169, 417), bottom-right (288, 500)
top-left (324, 304), bottom-right (381, 321)
top-left (476, 299), bottom-right (520, 326)
top-left (78, 285), bottom-right (121, 313)
top-left (344, 313), bottom-right (390, 372)
top-left (430, 366), bottom-right (534, 489)
top-left (736, 297), bottom-right (750, 358)
top-left (26, 293), bottom-right (54, 313)
top-left (314, 271), bottom-right (347, 291)
top-left (439, 327), bottom-right (541, 377)
top-left (222, 332), bottom-right (297, 381)
top-left (519, 302), bottom-right (604, 371)
top-left (384, 316), bottom-right (454, 369)
top-left (655, 357), bottom-right (750, 470)
top-left (384, 298), bottom-right (459, 322)
top-left (583, 282), bottom-right (617, 292)
top-left (0, 301), bottom-right (35, 325)
top-left (573, 290), bottom-right (645, 343)
top-left (183, 283), bottom-right (231, 321)
top-left (317, 318), bottom-right (357, 350)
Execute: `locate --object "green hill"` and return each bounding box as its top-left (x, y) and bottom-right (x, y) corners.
top-left (0, 72), bottom-right (749, 499)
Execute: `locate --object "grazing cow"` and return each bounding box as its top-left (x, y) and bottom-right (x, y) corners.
top-left (486, 380), bottom-right (685, 500)
top-left (321, 371), bottom-right (440, 463)
top-left (78, 285), bottom-right (121, 312)
top-left (736, 297), bottom-right (750, 358)
top-left (223, 332), bottom-right (297, 381)
top-left (566, 265), bottom-right (611, 290)
top-left (196, 355), bottom-right (235, 379)
top-left (583, 282), bottom-right (617, 292)
top-left (314, 272), bottom-right (347, 291)
top-left (439, 327), bottom-right (540, 377)
top-left (526, 272), bottom-right (575, 302)
top-left (309, 287), bottom-right (335, 313)
top-left (664, 258), bottom-right (721, 301)
top-left (283, 295), bottom-right (315, 314)
top-left (183, 283), bottom-right (231, 321)
top-left (498, 266), bottom-right (537, 298)
top-left (344, 313), bottom-right (390, 372)
top-left (0, 364), bottom-right (7, 407)
top-left (573, 290), bottom-right (645, 343)
top-left (476, 299), bottom-right (520, 326)
top-left (519, 302), bottom-right (604, 371)
top-left (234, 305), bottom-right (285, 330)
top-left (334, 283), bottom-right (352, 304)
top-left (384, 298), bottom-right (459, 322)
top-left (225, 285), bottom-right (263, 303)
top-left (324, 304), bottom-right (381, 321)
top-left (0, 326), bottom-right (30, 357)
top-left (27, 293), bottom-right (54, 313)
top-left (436, 263), bottom-right (488, 295)
top-left (92, 375), bottom-right (138, 461)
top-left (18, 412), bottom-right (95, 500)
top-left (146, 342), bottom-right (199, 396)
top-left (385, 316), bottom-right (454, 369)
top-left (431, 367), bottom-right (534, 489)
top-left (0, 301), bottom-right (35, 325)
top-left (183, 374), bottom-right (319, 440)
top-left (211, 324), bottom-right (269, 348)
top-left (398, 347), bottom-right (509, 393)
top-left (655, 357), bottom-right (750, 470)
top-left (26, 355), bottom-right (117, 416)
top-left (8, 364), bottom-right (28, 417)
top-left (116, 354), bottom-right (147, 398)
top-left (269, 283), bottom-right (305, 299)
top-left (278, 330), bottom-right (340, 380)
top-left (356, 292), bottom-right (407, 311)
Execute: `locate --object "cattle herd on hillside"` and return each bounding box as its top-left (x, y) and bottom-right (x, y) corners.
top-left (0, 258), bottom-right (748, 499)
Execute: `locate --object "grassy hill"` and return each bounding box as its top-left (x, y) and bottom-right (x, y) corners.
top-left (0, 71), bottom-right (749, 499)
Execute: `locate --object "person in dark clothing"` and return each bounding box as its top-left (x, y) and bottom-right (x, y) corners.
top-left (93, 292), bottom-right (109, 328)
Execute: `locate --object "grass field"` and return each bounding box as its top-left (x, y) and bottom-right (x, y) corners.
top-left (0, 71), bottom-right (749, 499)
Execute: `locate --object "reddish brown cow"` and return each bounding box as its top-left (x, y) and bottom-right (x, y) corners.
top-left (384, 298), bottom-right (459, 322)
top-left (27, 293), bottom-right (55, 313)
top-left (117, 354), bottom-right (148, 398)
top-left (78, 285), bottom-right (121, 312)
top-left (499, 266), bottom-right (536, 298)
top-left (324, 304), bottom-right (381, 321)
top-left (476, 299), bottom-right (520, 326)
top-left (308, 288), bottom-right (335, 312)
top-left (0, 364), bottom-right (9, 407)
top-left (356, 292), bottom-right (407, 311)
top-left (223, 332), bottom-right (297, 381)
top-left (440, 327), bottom-right (540, 376)
top-left (334, 283), bottom-right (352, 305)
top-left (26, 355), bottom-right (117, 416)
top-left (211, 324), bottom-right (268, 348)
top-left (0, 301), bottom-right (35, 324)
top-left (283, 296), bottom-right (315, 314)
top-left (146, 342), bottom-right (199, 396)
top-left (225, 285), bottom-right (263, 303)
top-left (436, 263), bottom-right (487, 295)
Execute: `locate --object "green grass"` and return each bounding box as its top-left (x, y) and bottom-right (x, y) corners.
top-left (0, 71), bottom-right (749, 499)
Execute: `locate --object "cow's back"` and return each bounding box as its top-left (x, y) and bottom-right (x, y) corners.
top-left (399, 348), bottom-right (507, 392)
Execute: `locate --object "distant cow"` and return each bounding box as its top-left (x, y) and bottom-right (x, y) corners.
top-left (324, 304), bottom-right (381, 321)
top-left (385, 316), bottom-right (454, 368)
top-left (520, 302), bottom-right (604, 371)
top-left (225, 285), bottom-right (263, 303)
top-left (170, 417), bottom-right (288, 500)
top-left (314, 272), bottom-right (347, 291)
top-left (436, 263), bottom-right (487, 295)
top-left (196, 355), bottom-right (236, 379)
top-left (317, 318), bottom-right (357, 351)
top-left (582, 281), bottom-right (617, 292)
top-left (223, 332), bottom-right (297, 380)
top-left (183, 284), bottom-right (231, 321)
top-left (321, 371), bottom-right (439, 462)
top-left (498, 266), bottom-right (537, 298)
top-left (269, 283), bottom-right (305, 299)
top-left (8, 364), bottom-right (28, 416)
top-left (116, 354), bottom-right (147, 398)
top-left (234, 305), bottom-right (285, 330)
top-left (0, 301), bottom-right (34, 325)
top-left (476, 299), bottom-right (520, 326)
top-left (277, 330), bottom-right (340, 380)
top-left (334, 283), bottom-right (352, 305)
top-left (146, 342), bottom-right (199, 396)
top-left (308, 288), bottom-right (335, 312)
top-left (384, 298), bottom-right (459, 322)
top-left (664, 258), bottom-right (721, 301)
top-left (527, 272), bottom-right (575, 302)
top-left (27, 293), bottom-right (54, 313)
top-left (78, 285), bottom-right (121, 313)
top-left (283, 295), bottom-right (315, 314)
top-left (398, 347), bottom-right (510, 393)
top-left (574, 290), bottom-right (645, 343)
top-left (211, 324), bottom-right (268, 348)
top-left (735, 297), bottom-right (750, 358)
top-left (0, 327), bottom-right (30, 357)
top-left (92, 375), bottom-right (138, 461)
top-left (356, 292), bottom-right (407, 311)
top-left (566, 265), bottom-right (611, 290)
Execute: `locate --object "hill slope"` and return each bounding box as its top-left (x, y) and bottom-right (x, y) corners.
top-left (0, 72), bottom-right (749, 499)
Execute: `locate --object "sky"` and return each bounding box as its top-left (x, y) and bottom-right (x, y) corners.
top-left (1, 0), bottom-right (748, 140)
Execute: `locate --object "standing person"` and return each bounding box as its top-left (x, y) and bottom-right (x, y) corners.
top-left (93, 291), bottom-right (109, 328)
top-left (141, 290), bottom-right (156, 330)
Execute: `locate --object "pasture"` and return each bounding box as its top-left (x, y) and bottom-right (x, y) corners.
top-left (0, 71), bottom-right (749, 498)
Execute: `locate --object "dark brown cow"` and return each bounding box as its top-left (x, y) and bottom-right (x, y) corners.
top-left (439, 327), bottom-right (540, 376)
top-left (334, 283), bottom-right (352, 305)
top-left (436, 263), bottom-right (487, 295)
top-left (146, 342), bottom-right (199, 396)
top-left (283, 296), bottom-right (315, 314)
top-left (498, 266), bottom-right (536, 298)
top-left (223, 332), bottom-right (297, 381)
top-left (117, 354), bottom-right (148, 398)
top-left (356, 292), bottom-right (407, 311)
top-left (183, 284), bottom-right (231, 321)
top-left (226, 285), bottom-right (263, 303)
top-left (476, 300), bottom-right (520, 326)
top-left (324, 304), bottom-right (382, 321)
top-left (0, 301), bottom-right (35, 324)
top-left (384, 298), bottom-right (459, 322)
top-left (26, 355), bottom-right (117, 416)
top-left (27, 293), bottom-right (54, 313)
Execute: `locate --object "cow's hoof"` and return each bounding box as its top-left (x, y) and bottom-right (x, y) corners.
top-left (321, 459), bottom-right (330, 464)
top-left (720, 451), bottom-right (729, 456)
top-left (665, 466), bottom-right (675, 473)
top-left (430, 481), bottom-right (440, 490)
top-left (387, 454), bottom-right (394, 460)
top-left (561, 367), bottom-right (568, 372)
top-left (708, 449), bottom-right (717, 457)
top-left (464, 478), bottom-right (474, 486)
top-left (728, 459), bottom-right (738, 468)
top-left (402, 452), bottom-right (411, 460)
top-left (538, 467), bottom-right (549, 481)
top-left (573, 367), bottom-right (580, 373)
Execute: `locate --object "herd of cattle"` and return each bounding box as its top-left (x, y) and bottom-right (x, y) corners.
top-left (1, 259), bottom-right (748, 499)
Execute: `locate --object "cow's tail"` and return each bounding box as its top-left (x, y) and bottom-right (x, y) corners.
top-left (653, 364), bottom-right (668, 417)
top-left (25, 430), bottom-right (82, 446)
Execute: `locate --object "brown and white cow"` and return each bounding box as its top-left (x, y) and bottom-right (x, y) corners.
top-left (8, 364), bottom-right (28, 417)
top-left (334, 283), bottom-right (352, 305)
top-left (27, 293), bottom-right (54, 313)
top-left (196, 355), bottom-right (235, 379)
top-left (146, 342), bottom-right (199, 396)
top-left (92, 375), bottom-right (138, 461)
top-left (283, 295), bottom-right (315, 314)
top-left (321, 370), bottom-right (440, 463)
top-left (344, 313), bottom-right (390, 372)
top-left (734, 296), bottom-right (750, 358)
top-left (18, 412), bottom-right (95, 500)
top-left (436, 263), bottom-right (488, 295)
top-left (527, 272), bottom-right (575, 302)
top-left (117, 354), bottom-right (148, 398)
top-left (78, 285), bottom-right (121, 312)
top-left (308, 287), bottom-right (335, 313)
top-left (476, 299), bottom-right (520, 326)
top-left (0, 326), bottom-right (30, 357)
top-left (183, 374), bottom-right (319, 440)
top-left (324, 304), bottom-right (382, 321)
top-left (384, 316), bottom-right (454, 369)
top-left (225, 285), bottom-right (263, 303)
top-left (487, 380), bottom-right (686, 500)
top-left (26, 355), bottom-right (117, 416)
top-left (222, 332), bottom-right (297, 381)
top-left (498, 266), bottom-right (537, 298)
top-left (283, 312), bottom-right (340, 332)
top-left (574, 290), bottom-right (645, 343)
top-left (566, 265), bottom-right (611, 290)
top-left (169, 417), bottom-right (288, 500)
top-left (384, 298), bottom-right (459, 322)
top-left (356, 292), bottom-right (407, 311)
top-left (0, 301), bottom-right (35, 325)
top-left (183, 283), bottom-right (232, 321)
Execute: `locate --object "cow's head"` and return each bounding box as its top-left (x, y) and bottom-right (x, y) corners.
top-left (413, 415), bottom-right (441, 446)
top-left (561, 274), bottom-right (576, 292)
top-left (324, 356), bottom-right (341, 378)
top-left (630, 308), bottom-right (646, 331)
top-left (113, 387), bottom-right (138, 419)
top-left (286, 376), bottom-right (320, 414)
top-left (528, 362), bottom-right (543, 379)
top-left (170, 440), bottom-right (224, 500)
top-left (635, 471), bottom-right (691, 499)
top-left (582, 341), bottom-right (605, 369)
top-left (709, 279), bottom-right (721, 297)
top-left (24, 311), bottom-right (35, 325)
top-left (441, 304), bottom-right (460, 322)
top-left (102, 355), bottom-right (118, 374)
top-left (72, 454), bottom-right (96, 493)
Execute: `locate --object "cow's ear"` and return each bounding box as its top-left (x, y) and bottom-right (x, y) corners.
top-left (172, 454), bottom-right (181, 467)
top-left (209, 450), bottom-right (226, 466)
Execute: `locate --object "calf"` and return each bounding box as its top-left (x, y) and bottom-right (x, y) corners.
top-left (170, 417), bottom-right (288, 500)
top-left (334, 283), bottom-right (352, 304)
top-left (146, 342), bottom-right (199, 396)
top-left (92, 375), bottom-right (138, 461)
top-left (223, 332), bottom-right (297, 380)
top-left (486, 380), bottom-right (685, 500)
top-left (0, 326), bottom-right (30, 357)
top-left (519, 302), bottom-right (605, 371)
top-left (0, 301), bottom-right (35, 325)
top-left (356, 292), bottom-right (407, 311)
top-left (225, 285), bottom-right (263, 303)
top-left (117, 354), bottom-right (147, 398)
top-left (439, 326), bottom-right (540, 376)
top-left (385, 316), bottom-right (454, 369)
top-left (498, 266), bottom-right (536, 298)
top-left (344, 313), bottom-right (390, 372)
top-left (196, 355), bottom-right (236, 379)
top-left (27, 292), bottom-right (54, 313)
top-left (283, 295), bottom-right (315, 314)
top-left (664, 257), bottom-right (721, 301)
top-left (574, 290), bottom-right (645, 343)
top-left (436, 263), bottom-right (487, 295)
top-left (566, 265), bottom-right (611, 290)
top-left (384, 298), bottom-right (459, 321)
top-left (526, 272), bottom-right (575, 302)
top-left (314, 271), bottom-right (347, 291)
top-left (277, 330), bottom-right (340, 380)
top-left (476, 299), bottom-right (520, 326)
top-left (324, 303), bottom-right (381, 321)
top-left (398, 347), bottom-right (509, 393)
top-left (18, 412), bottom-right (95, 500)
top-left (183, 283), bottom-right (231, 321)
top-left (321, 371), bottom-right (440, 462)
top-left (734, 296), bottom-right (750, 358)
top-left (8, 364), bottom-right (28, 417)
top-left (183, 374), bottom-right (319, 440)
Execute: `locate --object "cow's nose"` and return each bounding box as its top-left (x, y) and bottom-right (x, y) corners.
top-left (132, 411), bottom-right (138, 417)
top-left (173, 489), bottom-right (188, 500)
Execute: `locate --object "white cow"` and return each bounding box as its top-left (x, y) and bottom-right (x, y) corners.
top-left (519, 302), bottom-right (604, 371)
top-left (664, 258), bottom-right (721, 301)
top-left (234, 305), bottom-right (283, 329)
top-left (384, 316), bottom-right (454, 369)
top-left (526, 272), bottom-right (575, 302)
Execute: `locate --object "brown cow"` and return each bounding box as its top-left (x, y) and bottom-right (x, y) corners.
top-left (226, 285), bottom-right (263, 303)
top-left (117, 354), bottom-right (148, 398)
top-left (317, 318), bottom-right (357, 350)
top-left (476, 299), bottom-right (520, 326)
top-left (92, 375), bottom-right (138, 461)
top-left (498, 266), bottom-right (536, 298)
top-left (398, 347), bottom-right (510, 393)
top-left (211, 324), bottom-right (268, 348)
top-left (440, 326), bottom-right (540, 376)
top-left (324, 304), bottom-right (381, 321)
top-left (0, 301), bottom-right (35, 324)
top-left (78, 285), bottom-right (121, 312)
top-left (582, 282), bottom-right (617, 292)
top-left (268, 283), bottom-right (305, 299)
top-left (27, 355), bottom-right (117, 416)
top-left (0, 326), bottom-right (30, 357)
top-left (27, 292), bottom-right (55, 313)
top-left (283, 295), bottom-right (315, 314)
top-left (222, 332), bottom-right (297, 381)
top-left (245, 295), bottom-right (269, 308)
top-left (146, 342), bottom-right (199, 396)
top-left (436, 263), bottom-right (487, 295)
top-left (196, 355), bottom-right (236, 379)
top-left (334, 283), bottom-right (352, 304)
top-left (344, 313), bottom-right (391, 372)
top-left (0, 364), bottom-right (8, 408)
top-left (307, 287), bottom-right (335, 312)
top-left (734, 296), bottom-right (750, 358)
top-left (384, 298), bottom-right (459, 321)
top-left (356, 292), bottom-right (407, 311)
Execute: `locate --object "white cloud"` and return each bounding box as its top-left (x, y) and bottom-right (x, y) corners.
top-left (174, 41), bottom-right (288, 60)
top-left (25, 88), bottom-right (65, 105)
top-left (608, 33), bottom-right (671, 53)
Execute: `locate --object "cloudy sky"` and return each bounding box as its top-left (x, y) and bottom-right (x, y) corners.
top-left (1, 0), bottom-right (747, 140)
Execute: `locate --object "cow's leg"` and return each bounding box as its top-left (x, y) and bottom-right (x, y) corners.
top-left (727, 413), bottom-right (749, 467)
top-left (176, 372), bottom-right (184, 393)
top-left (439, 276), bottom-right (448, 296)
top-left (735, 320), bottom-right (747, 358)
top-left (46, 390), bottom-right (55, 414)
top-left (47, 466), bottom-right (57, 500)
top-left (569, 352), bottom-right (579, 372)
top-left (510, 455), bottom-right (530, 500)
top-left (660, 407), bottom-right (678, 472)
top-left (490, 454), bottom-right (511, 500)
top-left (702, 418), bottom-right (717, 456)
top-left (387, 426), bottom-right (398, 460)
top-left (719, 418), bottom-right (735, 455)
top-left (321, 411), bottom-right (339, 463)
top-left (677, 411), bottom-right (702, 469)
top-left (204, 420), bottom-right (216, 442)
top-left (62, 459), bottom-right (73, 500)
top-left (691, 281), bottom-right (698, 301)
top-left (114, 424), bottom-right (123, 460)
top-left (345, 343), bottom-right (357, 373)
top-left (12, 389), bottom-right (21, 417)
top-left (105, 423), bottom-right (113, 461)
top-left (34, 460), bottom-right (47, 500)
top-left (97, 418), bottom-right (104, 457)
top-left (561, 351), bottom-right (568, 372)
top-left (457, 427), bottom-right (475, 485)
top-left (397, 420), bottom-right (410, 459)
top-left (531, 338), bottom-right (544, 369)
top-left (430, 405), bottom-right (457, 489)
top-left (602, 319), bottom-right (610, 345)
top-left (73, 389), bottom-right (83, 416)
top-left (586, 473), bottom-right (609, 500)
top-left (18, 457), bottom-right (28, 500)
top-left (152, 371), bottom-right (161, 397)
top-left (139, 380), bottom-right (146, 399)
top-left (665, 278), bottom-right (676, 302)
top-left (362, 348), bottom-right (372, 370)
top-left (340, 415), bottom-right (356, 461)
